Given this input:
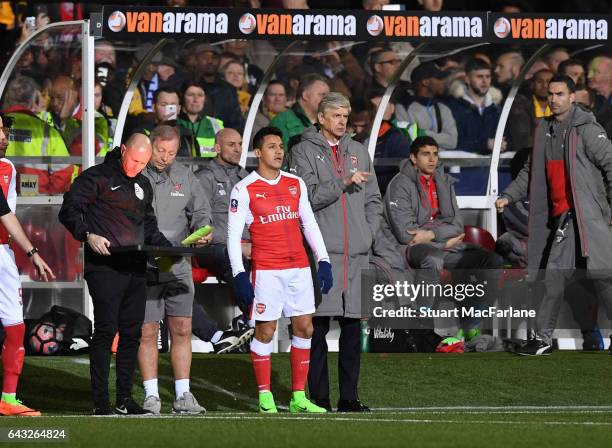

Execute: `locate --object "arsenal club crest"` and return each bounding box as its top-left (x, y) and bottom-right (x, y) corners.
top-left (288, 185), bottom-right (298, 197)
top-left (170, 183), bottom-right (184, 197)
top-left (217, 182), bottom-right (226, 196)
top-left (256, 303), bottom-right (266, 314)
top-left (350, 154), bottom-right (358, 167)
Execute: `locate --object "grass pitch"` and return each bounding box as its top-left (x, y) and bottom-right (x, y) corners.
top-left (2, 352), bottom-right (611, 447)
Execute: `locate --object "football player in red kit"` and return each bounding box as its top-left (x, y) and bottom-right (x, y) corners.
top-left (0, 113), bottom-right (55, 416)
top-left (227, 127), bottom-right (333, 413)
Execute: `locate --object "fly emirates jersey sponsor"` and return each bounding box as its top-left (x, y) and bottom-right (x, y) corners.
top-left (227, 170), bottom-right (329, 274)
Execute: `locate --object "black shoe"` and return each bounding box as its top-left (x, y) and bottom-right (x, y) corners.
top-left (236, 326), bottom-right (255, 345)
top-left (213, 330), bottom-right (242, 354)
top-left (314, 399), bottom-right (332, 412)
top-left (232, 314), bottom-right (248, 332)
top-left (337, 400), bottom-right (371, 413)
top-left (115, 397), bottom-right (152, 415)
top-left (93, 404), bottom-right (113, 415)
top-left (514, 338), bottom-right (553, 356)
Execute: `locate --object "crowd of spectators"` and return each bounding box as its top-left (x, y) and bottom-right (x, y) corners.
top-left (0, 1), bottom-right (609, 199)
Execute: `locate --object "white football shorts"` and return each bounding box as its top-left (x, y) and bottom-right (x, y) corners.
top-left (0, 245), bottom-right (24, 324)
top-left (250, 267), bottom-right (315, 321)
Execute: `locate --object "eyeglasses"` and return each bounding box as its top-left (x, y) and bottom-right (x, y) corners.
top-left (378, 59), bottom-right (401, 66)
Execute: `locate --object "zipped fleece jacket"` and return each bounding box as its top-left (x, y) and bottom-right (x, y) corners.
top-left (501, 105), bottom-right (612, 279)
top-left (382, 159), bottom-right (464, 256)
top-left (143, 161), bottom-right (212, 278)
top-left (59, 147), bottom-right (171, 273)
top-left (196, 158), bottom-right (249, 245)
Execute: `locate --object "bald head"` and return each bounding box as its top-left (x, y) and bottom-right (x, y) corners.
top-left (50, 75), bottom-right (79, 118)
top-left (215, 128), bottom-right (242, 166)
top-left (125, 133), bottom-right (152, 151)
top-left (588, 56), bottom-right (612, 99)
top-left (494, 52), bottom-right (524, 85)
top-left (121, 133), bottom-right (152, 178)
top-left (52, 75), bottom-right (76, 90)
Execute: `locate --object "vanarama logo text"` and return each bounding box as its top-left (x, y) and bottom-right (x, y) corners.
top-left (242, 12), bottom-right (356, 36)
top-left (494, 16), bottom-right (608, 40)
top-left (369, 14), bottom-right (483, 38)
top-left (108, 10), bottom-right (228, 34)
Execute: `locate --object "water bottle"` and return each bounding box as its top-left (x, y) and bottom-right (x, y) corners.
top-left (360, 320), bottom-right (370, 353)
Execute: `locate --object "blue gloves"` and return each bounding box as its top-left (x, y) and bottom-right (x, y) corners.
top-left (232, 272), bottom-right (254, 310)
top-left (317, 260), bottom-right (333, 294)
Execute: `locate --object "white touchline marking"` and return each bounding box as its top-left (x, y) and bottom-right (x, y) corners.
top-left (27, 415), bottom-right (612, 426)
top-left (158, 375), bottom-right (289, 410)
top-left (369, 410), bottom-right (612, 415)
top-left (69, 358), bottom-right (91, 365)
top-left (374, 406), bottom-right (612, 411)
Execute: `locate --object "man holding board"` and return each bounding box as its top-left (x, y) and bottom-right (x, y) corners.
top-left (59, 133), bottom-right (172, 415)
top-left (137, 125), bottom-right (213, 414)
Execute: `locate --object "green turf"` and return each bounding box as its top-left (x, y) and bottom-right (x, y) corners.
top-left (2, 352), bottom-right (611, 447)
top-left (3, 412), bottom-right (611, 448)
top-left (18, 352), bottom-right (612, 412)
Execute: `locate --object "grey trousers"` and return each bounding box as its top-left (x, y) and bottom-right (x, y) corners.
top-left (537, 214), bottom-right (612, 344)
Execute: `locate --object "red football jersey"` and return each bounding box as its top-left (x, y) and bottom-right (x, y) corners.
top-left (0, 159), bottom-right (16, 243)
top-left (227, 170), bottom-right (328, 274)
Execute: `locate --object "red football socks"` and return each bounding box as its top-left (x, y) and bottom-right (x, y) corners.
top-left (290, 336), bottom-right (312, 392)
top-left (250, 338), bottom-right (272, 393)
top-left (2, 323), bottom-right (26, 395)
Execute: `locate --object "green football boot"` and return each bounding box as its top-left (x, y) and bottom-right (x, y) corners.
top-left (258, 391), bottom-right (278, 414)
top-left (289, 391), bottom-right (327, 413)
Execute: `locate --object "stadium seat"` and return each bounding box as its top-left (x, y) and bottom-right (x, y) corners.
top-left (463, 225), bottom-right (496, 252)
top-left (440, 225), bottom-right (496, 283)
top-left (463, 225), bottom-right (527, 288)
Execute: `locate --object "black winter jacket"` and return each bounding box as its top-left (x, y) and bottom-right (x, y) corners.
top-left (59, 147), bottom-right (171, 272)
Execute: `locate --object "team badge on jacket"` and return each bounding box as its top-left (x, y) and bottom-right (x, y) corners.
top-left (134, 183), bottom-right (144, 200)
top-left (171, 183), bottom-right (185, 197)
top-left (230, 199), bottom-right (238, 213)
top-left (217, 182), bottom-right (226, 196)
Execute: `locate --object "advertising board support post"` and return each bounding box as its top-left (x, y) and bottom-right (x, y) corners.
top-left (81, 20), bottom-right (96, 321)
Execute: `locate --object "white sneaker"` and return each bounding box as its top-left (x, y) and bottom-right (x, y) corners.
top-left (172, 392), bottom-right (206, 414)
top-left (142, 395), bottom-right (161, 415)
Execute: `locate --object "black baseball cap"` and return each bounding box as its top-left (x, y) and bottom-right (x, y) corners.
top-left (411, 62), bottom-right (447, 85)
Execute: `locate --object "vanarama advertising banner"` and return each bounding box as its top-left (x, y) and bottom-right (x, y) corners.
top-left (102, 7), bottom-right (486, 42)
top-left (489, 13), bottom-right (608, 42)
top-left (102, 7), bottom-right (609, 44)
